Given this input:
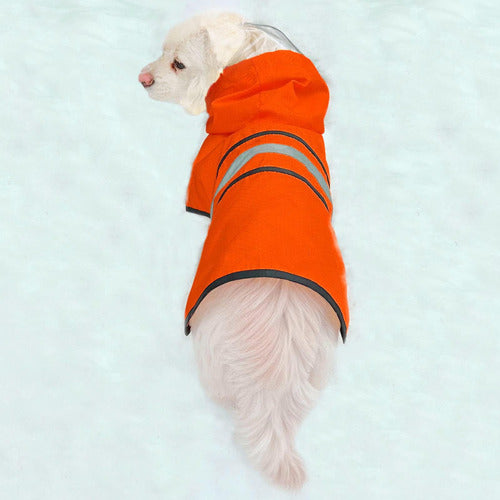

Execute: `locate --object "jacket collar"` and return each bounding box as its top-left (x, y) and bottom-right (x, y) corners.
top-left (205, 50), bottom-right (329, 135)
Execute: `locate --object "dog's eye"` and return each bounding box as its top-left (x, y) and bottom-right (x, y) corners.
top-left (173, 59), bottom-right (185, 70)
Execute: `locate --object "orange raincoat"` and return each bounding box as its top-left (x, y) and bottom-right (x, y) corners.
top-left (184, 50), bottom-right (349, 342)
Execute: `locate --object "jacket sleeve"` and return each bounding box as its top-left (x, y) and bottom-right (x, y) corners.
top-left (185, 135), bottom-right (221, 218)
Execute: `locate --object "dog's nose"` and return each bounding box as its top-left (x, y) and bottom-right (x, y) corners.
top-left (138, 72), bottom-right (155, 87)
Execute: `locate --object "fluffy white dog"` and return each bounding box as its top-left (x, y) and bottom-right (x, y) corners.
top-left (139, 11), bottom-right (347, 489)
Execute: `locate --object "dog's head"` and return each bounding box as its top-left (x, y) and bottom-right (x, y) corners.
top-left (139, 12), bottom-right (297, 115)
top-left (138, 12), bottom-right (246, 115)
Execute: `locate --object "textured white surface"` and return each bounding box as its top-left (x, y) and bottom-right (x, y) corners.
top-left (1, 0), bottom-right (499, 498)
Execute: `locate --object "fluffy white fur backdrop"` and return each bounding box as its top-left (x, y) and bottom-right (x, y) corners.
top-left (1, 0), bottom-right (498, 499)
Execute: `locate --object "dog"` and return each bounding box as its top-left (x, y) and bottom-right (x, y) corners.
top-left (139, 11), bottom-right (349, 489)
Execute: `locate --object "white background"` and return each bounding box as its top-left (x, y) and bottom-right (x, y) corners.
top-left (1, 0), bottom-right (499, 498)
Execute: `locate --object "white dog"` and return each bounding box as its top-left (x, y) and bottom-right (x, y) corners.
top-left (139, 11), bottom-right (348, 489)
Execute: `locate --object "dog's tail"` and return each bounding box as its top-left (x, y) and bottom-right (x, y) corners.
top-left (191, 277), bottom-right (338, 489)
top-left (234, 381), bottom-right (311, 489)
top-left (230, 279), bottom-right (337, 489)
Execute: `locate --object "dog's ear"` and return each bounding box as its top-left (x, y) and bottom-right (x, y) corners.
top-left (189, 28), bottom-right (217, 65)
top-left (197, 28), bottom-right (212, 54)
top-left (180, 74), bottom-right (210, 115)
top-left (180, 28), bottom-right (223, 115)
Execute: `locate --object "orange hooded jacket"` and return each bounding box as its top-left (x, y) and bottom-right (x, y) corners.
top-left (184, 50), bottom-right (349, 342)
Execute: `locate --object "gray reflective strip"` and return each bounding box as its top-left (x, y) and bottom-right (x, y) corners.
top-left (210, 143), bottom-right (331, 217)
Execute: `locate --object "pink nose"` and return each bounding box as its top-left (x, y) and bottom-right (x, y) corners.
top-left (138, 72), bottom-right (154, 87)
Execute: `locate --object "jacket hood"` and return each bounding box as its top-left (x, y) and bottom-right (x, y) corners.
top-left (205, 50), bottom-right (330, 135)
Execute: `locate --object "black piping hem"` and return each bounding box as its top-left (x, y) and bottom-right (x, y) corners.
top-left (184, 269), bottom-right (347, 343)
top-left (186, 206), bottom-right (210, 218)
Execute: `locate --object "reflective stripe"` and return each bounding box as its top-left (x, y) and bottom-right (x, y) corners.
top-left (210, 143), bottom-right (332, 217)
top-left (214, 130), bottom-right (330, 184)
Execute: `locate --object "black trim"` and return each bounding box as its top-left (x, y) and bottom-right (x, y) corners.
top-left (216, 166), bottom-right (329, 211)
top-left (184, 269), bottom-right (347, 343)
top-left (215, 130), bottom-right (330, 186)
top-left (186, 206), bottom-right (210, 218)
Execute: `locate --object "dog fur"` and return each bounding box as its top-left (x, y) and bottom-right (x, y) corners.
top-left (139, 11), bottom-right (340, 489)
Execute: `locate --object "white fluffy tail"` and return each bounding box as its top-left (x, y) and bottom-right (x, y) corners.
top-left (190, 277), bottom-right (339, 489)
top-left (234, 383), bottom-right (310, 488)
